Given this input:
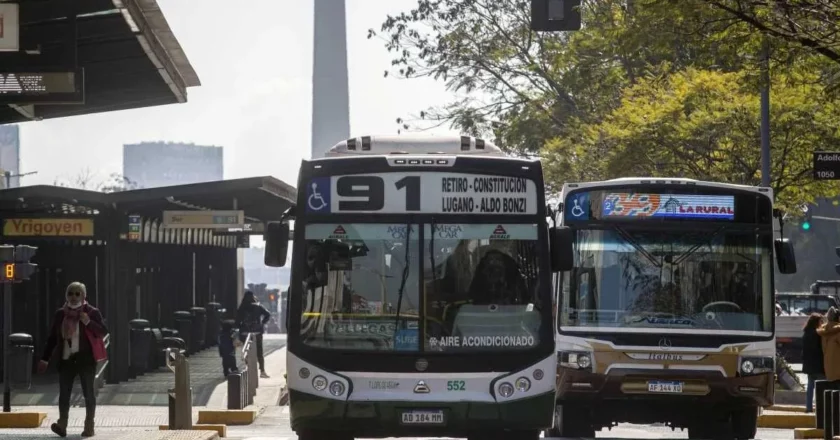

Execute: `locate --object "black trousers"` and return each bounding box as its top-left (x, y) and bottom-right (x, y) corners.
top-left (58, 356), bottom-right (96, 422)
top-left (221, 353), bottom-right (237, 376)
top-left (240, 332), bottom-right (266, 371)
top-left (255, 333), bottom-right (265, 371)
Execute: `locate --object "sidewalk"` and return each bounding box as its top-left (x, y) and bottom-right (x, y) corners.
top-left (0, 336), bottom-right (289, 439)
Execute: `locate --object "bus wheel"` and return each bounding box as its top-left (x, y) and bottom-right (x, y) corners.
top-left (546, 405), bottom-right (595, 438)
top-left (731, 407), bottom-right (758, 440)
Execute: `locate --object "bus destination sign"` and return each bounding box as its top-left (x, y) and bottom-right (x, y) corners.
top-left (0, 68), bottom-right (85, 105)
top-left (305, 172), bottom-right (538, 215)
top-left (813, 151), bottom-right (840, 180)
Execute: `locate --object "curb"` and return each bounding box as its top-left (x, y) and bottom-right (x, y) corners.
top-left (0, 412), bottom-right (46, 428)
top-left (794, 428), bottom-right (823, 439)
top-left (197, 410), bottom-right (256, 425)
top-left (159, 425), bottom-right (227, 437)
top-left (770, 404), bottom-right (806, 412)
top-left (758, 412), bottom-right (815, 429)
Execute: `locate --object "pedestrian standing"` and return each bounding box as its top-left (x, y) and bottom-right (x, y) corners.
top-left (237, 291), bottom-right (271, 378)
top-left (219, 319), bottom-right (239, 377)
top-left (803, 313), bottom-right (826, 412)
top-left (37, 281), bottom-right (108, 438)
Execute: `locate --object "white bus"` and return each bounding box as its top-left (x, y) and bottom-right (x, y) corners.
top-left (548, 177), bottom-right (797, 439)
top-left (263, 135), bottom-right (569, 440)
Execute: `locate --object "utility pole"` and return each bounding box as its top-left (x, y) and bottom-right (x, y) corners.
top-left (760, 38), bottom-right (771, 188)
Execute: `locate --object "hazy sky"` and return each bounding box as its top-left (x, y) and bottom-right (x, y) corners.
top-left (19, 0), bottom-right (458, 187)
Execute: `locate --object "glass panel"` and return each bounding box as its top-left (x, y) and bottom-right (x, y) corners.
top-left (560, 227), bottom-right (772, 333)
top-left (424, 224), bottom-right (542, 352)
top-left (299, 224), bottom-right (421, 351)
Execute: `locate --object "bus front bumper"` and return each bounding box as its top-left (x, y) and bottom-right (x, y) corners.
top-left (288, 389), bottom-right (555, 437)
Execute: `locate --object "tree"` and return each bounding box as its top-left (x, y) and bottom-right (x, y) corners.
top-left (375, 0), bottom-right (840, 208)
top-left (54, 169), bottom-right (140, 193)
top-left (699, 0), bottom-right (840, 72)
top-left (543, 67), bottom-right (840, 211)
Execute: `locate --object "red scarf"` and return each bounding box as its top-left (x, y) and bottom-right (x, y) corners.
top-left (62, 301), bottom-right (87, 340)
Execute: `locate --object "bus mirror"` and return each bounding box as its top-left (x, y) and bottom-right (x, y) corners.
top-left (264, 222), bottom-right (290, 267)
top-left (774, 238), bottom-right (797, 274)
top-left (550, 226), bottom-right (574, 272)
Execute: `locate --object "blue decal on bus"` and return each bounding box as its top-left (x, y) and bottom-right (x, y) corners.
top-left (395, 328), bottom-right (419, 351)
top-left (307, 177), bottom-right (331, 213)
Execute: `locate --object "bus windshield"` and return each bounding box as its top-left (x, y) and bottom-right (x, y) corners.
top-left (297, 222), bottom-right (544, 352)
top-left (559, 226), bottom-right (774, 334)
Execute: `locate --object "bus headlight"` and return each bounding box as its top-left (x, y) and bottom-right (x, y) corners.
top-left (499, 382), bottom-right (515, 397)
top-left (299, 368), bottom-right (310, 379)
top-left (312, 375), bottom-right (328, 391)
top-left (533, 369), bottom-right (544, 380)
top-left (329, 381), bottom-right (346, 396)
top-left (559, 351), bottom-right (593, 370)
top-left (515, 377), bottom-right (531, 392)
top-left (739, 356), bottom-right (774, 375)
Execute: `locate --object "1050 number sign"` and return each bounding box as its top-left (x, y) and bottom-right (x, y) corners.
top-left (336, 175), bottom-right (421, 211)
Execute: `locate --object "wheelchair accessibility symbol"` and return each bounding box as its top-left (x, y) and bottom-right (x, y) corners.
top-left (568, 193), bottom-right (589, 220)
top-left (306, 178), bottom-right (331, 213)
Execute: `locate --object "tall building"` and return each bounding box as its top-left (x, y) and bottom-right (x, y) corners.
top-left (0, 125), bottom-right (20, 188)
top-left (311, 0), bottom-right (350, 159)
top-left (123, 141), bottom-right (223, 188)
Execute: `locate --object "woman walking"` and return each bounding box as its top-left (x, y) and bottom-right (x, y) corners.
top-left (803, 313), bottom-right (826, 412)
top-left (37, 281), bottom-right (108, 437)
top-left (237, 291), bottom-right (271, 378)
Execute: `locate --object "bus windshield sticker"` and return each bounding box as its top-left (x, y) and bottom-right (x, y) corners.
top-left (395, 328), bottom-right (419, 351)
top-left (313, 172), bottom-right (538, 214)
top-left (305, 224), bottom-right (421, 240)
top-left (426, 224), bottom-right (538, 240)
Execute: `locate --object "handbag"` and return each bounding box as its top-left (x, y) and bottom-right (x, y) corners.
top-left (84, 326), bottom-right (108, 362)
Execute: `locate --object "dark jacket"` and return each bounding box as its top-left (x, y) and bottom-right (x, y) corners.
top-left (803, 326), bottom-right (826, 375)
top-left (218, 326), bottom-right (235, 356)
top-left (41, 304), bottom-right (108, 367)
top-left (237, 303), bottom-right (271, 334)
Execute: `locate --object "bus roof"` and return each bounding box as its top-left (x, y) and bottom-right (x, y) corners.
top-left (324, 135), bottom-right (506, 157)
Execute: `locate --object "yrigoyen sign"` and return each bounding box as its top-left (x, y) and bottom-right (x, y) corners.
top-left (162, 210), bottom-right (244, 229)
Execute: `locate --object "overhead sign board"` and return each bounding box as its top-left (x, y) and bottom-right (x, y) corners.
top-left (814, 151), bottom-right (840, 180)
top-left (3, 218), bottom-right (94, 237)
top-left (305, 172), bottom-right (538, 215)
top-left (0, 68), bottom-right (85, 105)
top-left (163, 210), bottom-right (244, 229)
top-left (0, 3), bottom-right (20, 52)
top-left (213, 222), bottom-right (265, 236)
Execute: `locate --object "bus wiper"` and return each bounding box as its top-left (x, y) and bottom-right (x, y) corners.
top-left (671, 226), bottom-right (725, 266)
top-left (611, 225), bottom-right (660, 268)
top-left (392, 222), bottom-right (412, 349)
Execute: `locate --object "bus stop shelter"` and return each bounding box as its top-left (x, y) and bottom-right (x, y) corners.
top-left (0, 176), bottom-right (295, 383)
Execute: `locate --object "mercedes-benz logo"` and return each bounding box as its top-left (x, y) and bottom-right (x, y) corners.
top-left (415, 358), bottom-right (428, 372)
top-left (658, 338), bottom-right (672, 350)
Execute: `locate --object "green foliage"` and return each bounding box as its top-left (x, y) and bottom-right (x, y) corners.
top-left (375, 0), bottom-right (840, 211)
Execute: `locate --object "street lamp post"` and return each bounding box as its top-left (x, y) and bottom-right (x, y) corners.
top-left (3, 170), bottom-right (37, 189)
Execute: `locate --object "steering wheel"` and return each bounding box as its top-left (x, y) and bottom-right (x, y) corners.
top-left (702, 301), bottom-right (743, 313)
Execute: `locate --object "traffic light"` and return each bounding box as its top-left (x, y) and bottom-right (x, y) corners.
top-left (802, 207), bottom-right (813, 231)
top-left (530, 0), bottom-right (582, 31)
top-left (0, 245), bottom-right (37, 282)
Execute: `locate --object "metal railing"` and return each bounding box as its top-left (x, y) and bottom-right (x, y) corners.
top-left (166, 346), bottom-right (192, 429)
top-left (93, 334), bottom-right (111, 393)
top-left (227, 331), bottom-right (258, 409)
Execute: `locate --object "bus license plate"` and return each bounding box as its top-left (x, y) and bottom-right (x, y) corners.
top-left (400, 410), bottom-right (445, 425)
top-left (647, 380), bottom-right (683, 393)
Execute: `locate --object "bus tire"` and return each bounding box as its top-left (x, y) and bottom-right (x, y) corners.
top-left (546, 404), bottom-right (595, 438)
top-left (731, 407), bottom-right (758, 440)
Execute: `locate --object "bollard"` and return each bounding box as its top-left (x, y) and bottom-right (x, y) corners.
top-left (227, 372), bottom-right (244, 409)
top-left (832, 390), bottom-right (840, 439)
top-left (824, 389), bottom-right (836, 440)
top-left (165, 347), bottom-right (193, 430)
